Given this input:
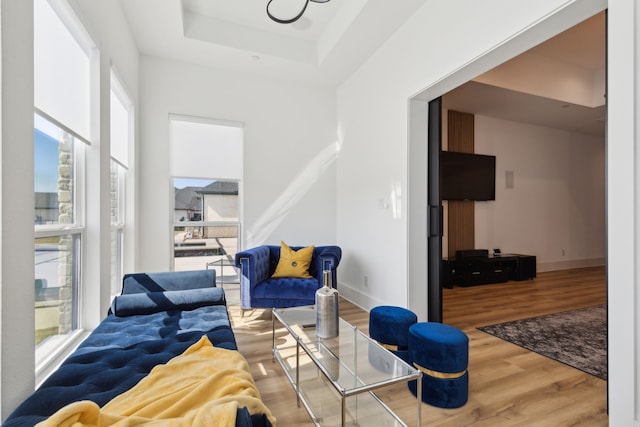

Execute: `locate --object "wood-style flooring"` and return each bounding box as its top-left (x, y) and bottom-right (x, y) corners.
top-left (229, 266), bottom-right (607, 426)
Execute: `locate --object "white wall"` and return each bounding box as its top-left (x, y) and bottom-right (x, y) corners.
top-left (74, 0), bottom-right (140, 297)
top-left (607, 0), bottom-right (639, 424)
top-left (1, 1), bottom-right (36, 418)
top-left (336, 0), bottom-right (606, 311)
top-left (474, 115), bottom-right (605, 271)
top-left (74, 1), bottom-right (139, 96)
top-left (1, 0), bottom-right (139, 419)
top-left (72, 0), bottom-right (140, 322)
top-left (336, 0), bottom-right (637, 423)
top-left (137, 57), bottom-right (337, 272)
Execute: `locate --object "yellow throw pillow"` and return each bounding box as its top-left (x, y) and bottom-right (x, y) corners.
top-left (271, 241), bottom-right (315, 278)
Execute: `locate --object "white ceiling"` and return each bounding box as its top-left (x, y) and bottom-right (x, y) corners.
top-left (119, 2), bottom-right (606, 135)
top-left (444, 81), bottom-right (606, 137)
top-left (119, 0), bottom-right (426, 87)
top-left (445, 12), bottom-right (606, 137)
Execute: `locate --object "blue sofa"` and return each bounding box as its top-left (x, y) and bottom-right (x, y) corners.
top-left (235, 245), bottom-right (341, 312)
top-left (4, 270), bottom-right (273, 427)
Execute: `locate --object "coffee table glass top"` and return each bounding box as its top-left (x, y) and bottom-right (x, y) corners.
top-left (273, 306), bottom-right (419, 395)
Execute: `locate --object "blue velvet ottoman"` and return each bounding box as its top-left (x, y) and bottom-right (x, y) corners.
top-left (408, 322), bottom-right (469, 408)
top-left (369, 305), bottom-right (417, 363)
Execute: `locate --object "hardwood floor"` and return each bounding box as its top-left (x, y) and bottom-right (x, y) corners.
top-left (229, 266), bottom-right (607, 426)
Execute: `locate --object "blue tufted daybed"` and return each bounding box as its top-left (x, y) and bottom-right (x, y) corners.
top-left (235, 245), bottom-right (341, 313)
top-left (4, 270), bottom-right (273, 427)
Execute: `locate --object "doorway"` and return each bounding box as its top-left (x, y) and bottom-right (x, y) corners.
top-left (416, 11), bottom-right (607, 324)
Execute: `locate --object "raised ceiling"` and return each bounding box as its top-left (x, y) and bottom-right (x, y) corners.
top-left (119, 2), bottom-right (605, 135)
top-left (119, 0), bottom-right (426, 87)
top-left (444, 81), bottom-right (605, 137)
top-left (445, 11), bottom-right (606, 137)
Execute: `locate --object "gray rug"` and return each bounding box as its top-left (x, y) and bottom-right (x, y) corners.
top-left (478, 305), bottom-right (607, 380)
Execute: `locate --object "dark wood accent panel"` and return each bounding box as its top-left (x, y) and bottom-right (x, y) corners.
top-left (447, 110), bottom-right (475, 257)
top-left (447, 110), bottom-right (474, 153)
top-left (447, 200), bottom-right (474, 258)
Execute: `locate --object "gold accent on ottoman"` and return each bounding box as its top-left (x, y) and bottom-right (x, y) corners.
top-left (378, 342), bottom-right (399, 351)
top-left (413, 362), bottom-right (467, 379)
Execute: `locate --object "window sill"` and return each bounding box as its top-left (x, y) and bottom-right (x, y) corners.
top-left (35, 329), bottom-right (90, 387)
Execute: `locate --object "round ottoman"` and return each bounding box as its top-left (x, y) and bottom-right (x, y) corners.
top-left (369, 305), bottom-right (417, 363)
top-left (408, 322), bottom-right (469, 408)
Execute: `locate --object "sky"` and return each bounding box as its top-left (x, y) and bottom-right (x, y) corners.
top-left (34, 128), bottom-right (59, 193)
top-left (173, 178), bottom-right (214, 189)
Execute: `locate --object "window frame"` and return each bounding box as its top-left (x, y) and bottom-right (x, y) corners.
top-left (110, 160), bottom-right (126, 296)
top-left (33, 0), bottom-right (96, 372)
top-left (34, 111), bottom-right (87, 370)
top-left (109, 71), bottom-right (133, 296)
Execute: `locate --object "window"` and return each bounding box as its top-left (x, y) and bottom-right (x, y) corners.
top-left (169, 117), bottom-right (243, 283)
top-left (172, 178), bottom-right (240, 282)
top-left (34, 0), bottom-right (95, 364)
top-left (110, 73), bottom-right (132, 296)
top-left (34, 113), bottom-right (85, 358)
top-left (110, 161), bottom-right (125, 296)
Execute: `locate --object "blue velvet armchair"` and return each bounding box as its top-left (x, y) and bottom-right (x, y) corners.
top-left (235, 245), bottom-right (342, 313)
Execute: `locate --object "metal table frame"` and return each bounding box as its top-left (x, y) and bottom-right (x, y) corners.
top-left (272, 306), bottom-right (421, 427)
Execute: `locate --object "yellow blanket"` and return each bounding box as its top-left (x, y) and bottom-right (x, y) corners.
top-left (37, 336), bottom-right (276, 427)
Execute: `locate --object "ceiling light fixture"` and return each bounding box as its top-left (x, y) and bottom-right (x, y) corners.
top-left (266, 0), bottom-right (330, 24)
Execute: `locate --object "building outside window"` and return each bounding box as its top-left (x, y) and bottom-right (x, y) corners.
top-left (34, 0), bottom-right (95, 364)
top-left (34, 113), bottom-right (85, 356)
top-left (173, 178), bottom-right (240, 283)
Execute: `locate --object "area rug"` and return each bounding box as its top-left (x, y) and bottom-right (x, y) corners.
top-left (478, 305), bottom-right (607, 380)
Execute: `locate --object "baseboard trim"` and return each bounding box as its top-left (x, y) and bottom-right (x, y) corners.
top-left (337, 282), bottom-right (389, 312)
top-left (537, 257), bottom-right (606, 273)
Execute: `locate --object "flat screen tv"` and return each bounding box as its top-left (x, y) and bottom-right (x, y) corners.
top-left (440, 151), bottom-right (496, 201)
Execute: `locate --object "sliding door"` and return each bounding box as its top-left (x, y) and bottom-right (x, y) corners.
top-left (427, 97), bottom-right (443, 322)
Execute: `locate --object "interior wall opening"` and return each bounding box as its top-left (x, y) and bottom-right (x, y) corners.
top-left (411, 7), bottom-right (608, 413)
top-left (416, 8), bottom-right (607, 324)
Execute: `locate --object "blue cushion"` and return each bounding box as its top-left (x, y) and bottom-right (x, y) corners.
top-left (111, 287), bottom-right (226, 317)
top-left (251, 277), bottom-right (320, 308)
top-left (409, 322), bottom-right (468, 373)
top-left (369, 306), bottom-right (417, 364)
top-left (369, 306), bottom-right (417, 348)
top-left (121, 270), bottom-right (216, 294)
top-left (409, 371), bottom-right (469, 408)
top-left (408, 322), bottom-right (469, 408)
top-left (4, 304), bottom-right (236, 426)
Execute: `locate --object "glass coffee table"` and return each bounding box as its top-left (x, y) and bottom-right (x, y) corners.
top-left (272, 306), bottom-right (421, 427)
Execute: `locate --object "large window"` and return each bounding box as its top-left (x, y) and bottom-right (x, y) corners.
top-left (172, 178), bottom-right (240, 283)
top-left (34, 0), bottom-right (95, 364)
top-left (34, 113), bottom-right (86, 358)
top-left (169, 116), bottom-right (243, 283)
top-left (110, 73), bottom-right (132, 296)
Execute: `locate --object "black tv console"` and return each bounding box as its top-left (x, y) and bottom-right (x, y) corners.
top-left (442, 250), bottom-right (536, 288)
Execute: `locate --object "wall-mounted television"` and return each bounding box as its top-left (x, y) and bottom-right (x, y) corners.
top-left (440, 151), bottom-right (496, 201)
